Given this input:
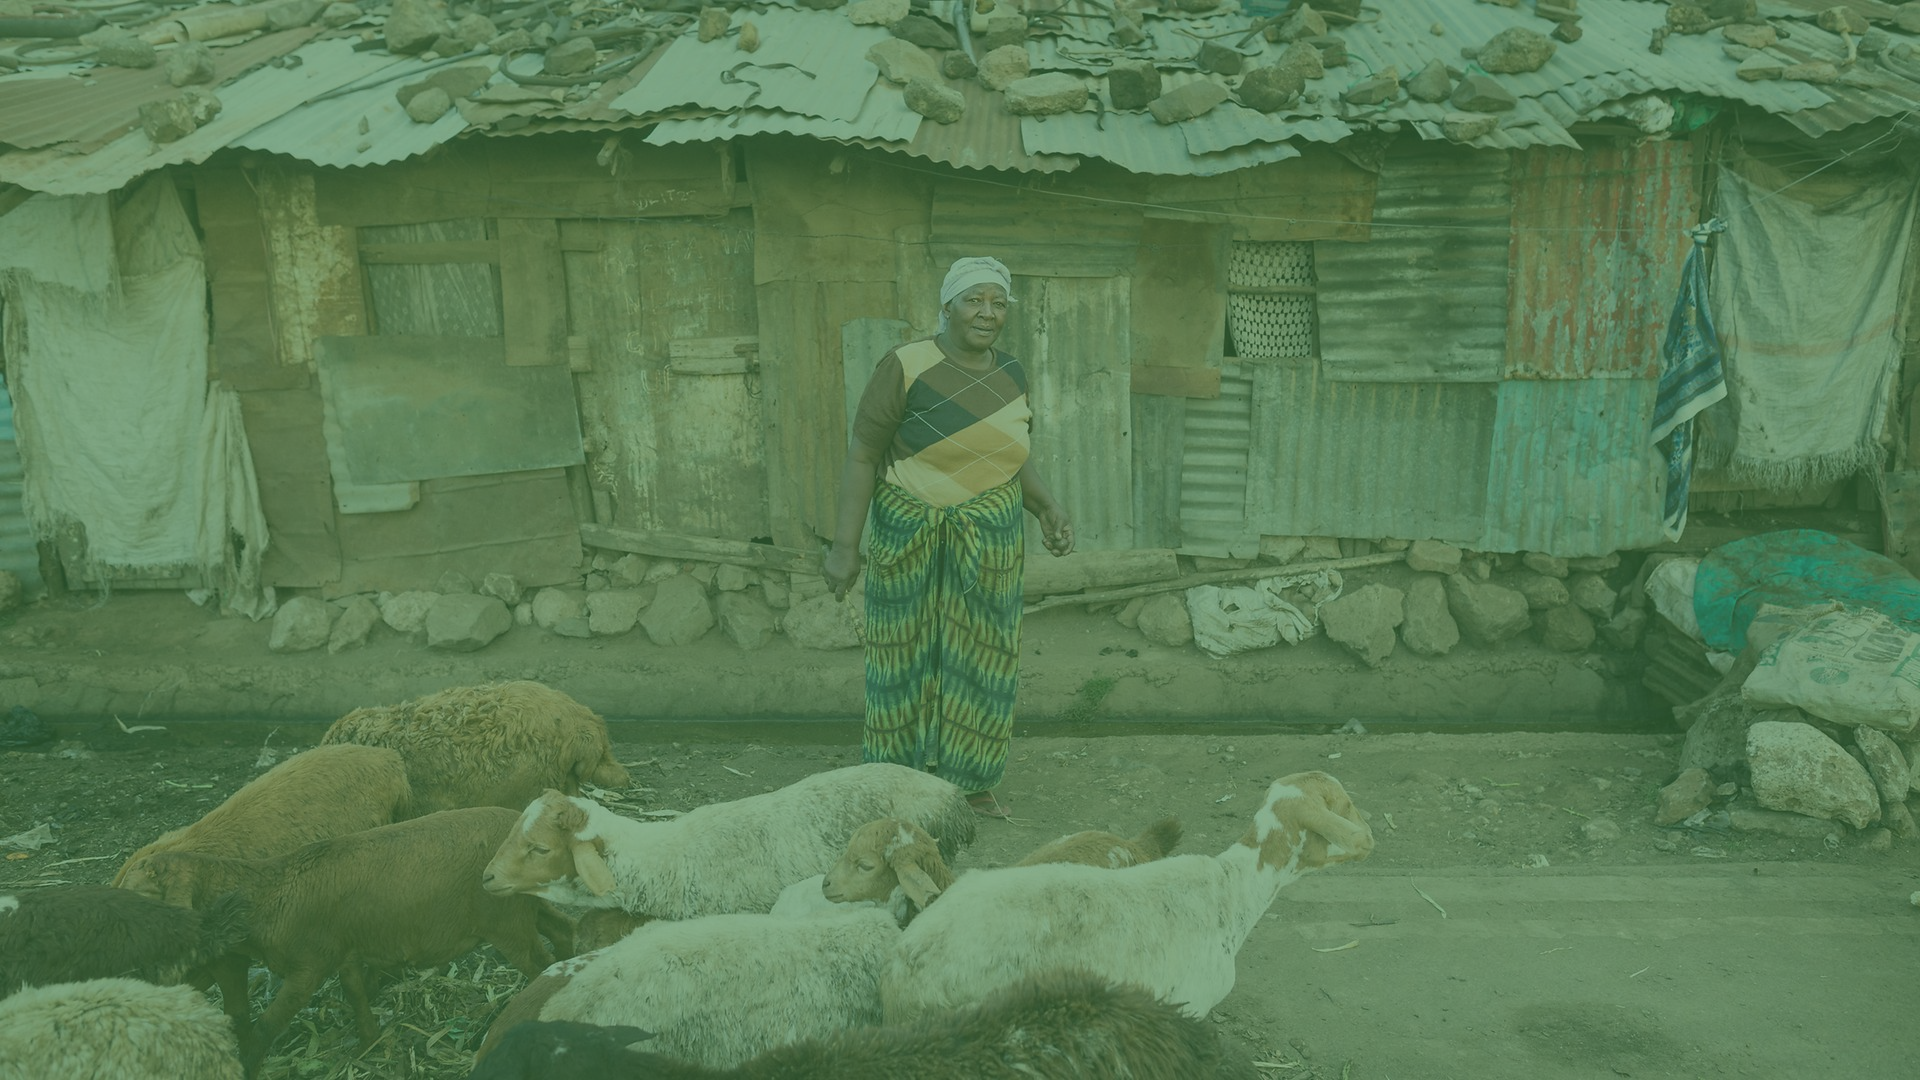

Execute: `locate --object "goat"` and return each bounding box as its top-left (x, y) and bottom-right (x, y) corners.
top-left (113, 744), bottom-right (411, 897)
top-left (466, 970), bottom-right (1261, 1079)
top-left (1015, 816), bottom-right (1182, 869)
top-left (0, 978), bottom-right (245, 1080)
top-left (321, 680), bottom-right (629, 816)
top-left (481, 763), bottom-right (974, 918)
top-left (136, 806), bottom-right (573, 1072)
top-left (770, 818), bottom-right (953, 924)
top-left (882, 771), bottom-right (1372, 1022)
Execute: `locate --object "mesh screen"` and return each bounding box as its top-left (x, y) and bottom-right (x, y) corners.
top-left (1227, 241), bottom-right (1316, 359)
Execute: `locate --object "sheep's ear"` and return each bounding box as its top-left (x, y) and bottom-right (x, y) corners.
top-left (1289, 800), bottom-right (1373, 866)
top-left (571, 838), bottom-right (616, 896)
top-left (894, 863), bottom-right (944, 909)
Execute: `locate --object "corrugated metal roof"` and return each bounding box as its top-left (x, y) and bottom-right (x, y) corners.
top-left (1477, 378), bottom-right (1665, 556)
top-left (886, 75), bottom-right (1081, 173)
top-left (1179, 363), bottom-right (1261, 559)
top-left (611, 7), bottom-right (885, 123)
top-left (232, 41), bottom-right (493, 168)
top-left (1020, 106), bottom-right (1300, 176)
top-left (0, 382), bottom-right (45, 599)
top-left (645, 77), bottom-right (921, 149)
top-left (1245, 358), bottom-right (1498, 544)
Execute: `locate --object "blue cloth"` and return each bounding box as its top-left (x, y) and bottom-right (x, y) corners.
top-left (1653, 222), bottom-right (1728, 540)
top-left (1693, 529), bottom-right (1920, 653)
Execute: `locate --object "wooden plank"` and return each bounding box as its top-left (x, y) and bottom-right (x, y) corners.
top-left (1144, 149), bottom-right (1375, 243)
top-left (668, 335), bottom-right (759, 375)
top-left (1026, 551), bottom-right (1407, 613)
top-left (498, 218), bottom-right (568, 367)
top-left (358, 240), bottom-right (500, 264)
top-left (1131, 365), bottom-right (1220, 399)
top-left (842, 318), bottom-right (912, 443)
top-left (330, 469), bottom-right (583, 595)
top-left (236, 387), bottom-right (342, 588)
top-left (932, 180), bottom-right (1141, 278)
top-left (1130, 218), bottom-right (1226, 369)
top-left (1022, 548), bottom-right (1182, 598)
top-left (1131, 394), bottom-right (1184, 549)
top-left (580, 523), bottom-right (821, 574)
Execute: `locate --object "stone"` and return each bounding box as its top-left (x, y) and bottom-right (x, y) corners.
top-left (846, 0), bottom-right (906, 25)
top-left (1599, 608), bottom-right (1648, 652)
top-left (941, 51), bottom-right (977, 80)
top-left (1441, 112), bottom-right (1499, 142)
top-left (321, 1), bottom-right (361, 27)
top-left (587, 590), bottom-right (648, 636)
top-left (1536, 605), bottom-right (1595, 653)
top-left (514, 602), bottom-right (533, 627)
top-left (797, 0), bottom-right (844, 8)
top-left (552, 616), bottom-right (592, 639)
top-left (584, 572), bottom-right (611, 593)
top-left (1509, 572), bottom-right (1570, 611)
top-left (1817, 6), bottom-right (1869, 35)
top-left (868, 38), bottom-right (938, 85)
top-left (1117, 596), bottom-right (1148, 630)
top-left (1522, 552), bottom-right (1568, 578)
top-left (688, 563), bottom-right (717, 589)
top-left (1567, 553), bottom-right (1620, 573)
top-left (1747, 720), bottom-right (1881, 829)
top-left (982, 12), bottom-right (1027, 52)
top-left (544, 37), bottom-right (598, 77)
top-left (1113, 7), bottom-right (1146, 46)
top-left (906, 78), bottom-right (966, 124)
top-left (1655, 767), bottom-right (1716, 826)
top-left (165, 43), bottom-right (216, 87)
top-left (1341, 70), bottom-right (1399, 105)
top-left (1449, 74), bottom-right (1516, 112)
top-left (451, 13), bottom-right (495, 50)
top-left (1405, 59), bottom-right (1451, 103)
top-left (426, 593), bottom-right (511, 652)
top-left (1476, 26), bottom-right (1555, 74)
top-left (1779, 62), bottom-right (1839, 85)
top-left (783, 592), bottom-right (865, 650)
top-left (1274, 40), bottom-right (1324, 84)
top-left (1902, 6), bottom-right (1920, 35)
top-left (1005, 72), bottom-right (1087, 116)
top-left (1580, 816), bottom-right (1622, 844)
top-left (1320, 584), bottom-right (1405, 668)
top-left (327, 596), bottom-right (380, 654)
top-left (432, 570), bottom-right (474, 594)
top-left (1400, 575), bottom-right (1459, 657)
top-left (480, 572), bottom-right (523, 605)
top-left (1148, 79), bottom-right (1230, 124)
top-left (644, 560), bottom-right (686, 584)
top-left (1860, 29), bottom-right (1890, 58)
top-left (267, 0), bottom-right (327, 31)
top-left (1236, 64), bottom-right (1302, 112)
top-left (1301, 536), bottom-right (1344, 561)
top-left (1885, 800), bottom-right (1917, 838)
top-left (718, 591), bottom-right (778, 650)
top-left (378, 590), bottom-right (439, 634)
top-left (1567, 572), bottom-right (1617, 620)
top-left (1854, 728), bottom-right (1911, 807)
top-left (1444, 575), bottom-right (1531, 647)
top-left (386, 0), bottom-right (451, 55)
top-left (269, 597), bottom-right (334, 653)
top-left (640, 575), bottom-right (715, 646)
top-left (1259, 535), bottom-right (1308, 564)
top-left (1737, 55), bottom-right (1785, 81)
top-left (530, 587), bottom-right (587, 630)
top-left (714, 564), bottom-right (753, 593)
top-left (0, 571), bottom-right (19, 614)
top-left (404, 86), bottom-right (451, 123)
top-left (1722, 22), bottom-right (1776, 49)
top-left (697, 5), bottom-right (730, 40)
top-left (1136, 593), bottom-right (1193, 648)
top-left (737, 20), bottom-right (760, 51)
top-left (1268, 4), bottom-right (1327, 42)
top-left (81, 27), bottom-right (156, 69)
top-left (893, 15), bottom-right (958, 50)
top-left (1728, 806), bottom-right (1840, 839)
top-left (1551, 20), bottom-right (1581, 44)
top-left (1307, 35), bottom-right (1346, 67)
top-left (1107, 59), bottom-right (1162, 110)
top-left (1197, 41), bottom-right (1244, 76)
top-left (489, 28), bottom-right (533, 54)
top-left (978, 45), bottom-right (1030, 91)
top-left (1404, 539), bottom-right (1462, 575)
top-left (760, 575), bottom-right (791, 610)
top-left (606, 555), bottom-right (649, 587)
top-left (139, 90), bottom-right (221, 143)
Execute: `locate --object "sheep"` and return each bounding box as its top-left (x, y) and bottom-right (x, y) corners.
top-left (467, 970), bottom-right (1263, 1080)
top-left (882, 771), bottom-right (1372, 1022)
top-left (321, 680), bottom-right (630, 816)
top-left (0, 978), bottom-right (245, 1080)
top-left (769, 818), bottom-right (952, 925)
top-left (1015, 816), bottom-right (1182, 869)
top-left (473, 948), bottom-right (612, 1063)
top-left (481, 762), bottom-right (976, 919)
top-left (0, 885), bottom-right (249, 1021)
top-left (135, 806), bottom-right (575, 1071)
top-left (113, 743), bottom-right (411, 897)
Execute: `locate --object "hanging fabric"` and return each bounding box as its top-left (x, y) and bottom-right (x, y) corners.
top-left (1652, 220), bottom-right (1728, 541)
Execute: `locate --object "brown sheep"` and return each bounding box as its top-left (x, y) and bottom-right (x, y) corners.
top-left (320, 681), bottom-right (630, 816)
top-left (113, 744), bottom-right (411, 898)
top-left (1013, 817), bottom-right (1182, 870)
top-left (137, 807), bottom-right (576, 1073)
top-left (820, 818), bottom-right (954, 917)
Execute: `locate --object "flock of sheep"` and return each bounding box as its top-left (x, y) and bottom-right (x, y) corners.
top-left (0, 680), bottom-right (1375, 1079)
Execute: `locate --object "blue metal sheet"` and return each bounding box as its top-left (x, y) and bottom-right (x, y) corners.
top-left (1478, 378), bottom-right (1666, 557)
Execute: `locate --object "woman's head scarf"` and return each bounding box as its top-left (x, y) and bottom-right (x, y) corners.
top-left (937, 256), bottom-right (1015, 332)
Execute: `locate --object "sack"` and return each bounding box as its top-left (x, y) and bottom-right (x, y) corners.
top-left (1740, 608), bottom-right (1920, 733)
top-left (1186, 570), bottom-right (1341, 659)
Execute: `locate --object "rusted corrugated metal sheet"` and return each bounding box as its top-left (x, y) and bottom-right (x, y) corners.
top-left (1507, 139), bottom-right (1700, 379)
top-left (1314, 145), bottom-right (1511, 382)
top-left (612, 7), bottom-right (884, 123)
top-left (886, 75), bottom-right (1079, 174)
top-left (1477, 378), bottom-right (1665, 556)
top-left (1178, 364), bottom-right (1259, 560)
top-left (232, 42), bottom-right (493, 169)
top-left (1245, 360), bottom-right (1497, 544)
top-left (1000, 276), bottom-right (1133, 552)
top-left (1020, 107), bottom-right (1302, 177)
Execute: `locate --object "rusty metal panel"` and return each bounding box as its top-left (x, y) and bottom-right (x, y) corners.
top-left (1315, 145), bottom-right (1511, 383)
top-left (331, 468), bottom-right (582, 595)
top-left (564, 211), bottom-right (768, 541)
top-left (1478, 378), bottom-right (1665, 557)
top-left (998, 276), bottom-right (1133, 552)
top-left (1245, 360), bottom-right (1497, 544)
top-left (1178, 364), bottom-right (1259, 560)
top-left (612, 7), bottom-right (886, 123)
top-left (1508, 140), bottom-right (1700, 380)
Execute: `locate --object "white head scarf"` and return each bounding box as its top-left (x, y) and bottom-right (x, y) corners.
top-left (937, 256), bottom-right (1015, 332)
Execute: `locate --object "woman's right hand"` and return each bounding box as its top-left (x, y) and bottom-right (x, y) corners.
top-left (824, 544), bottom-right (862, 602)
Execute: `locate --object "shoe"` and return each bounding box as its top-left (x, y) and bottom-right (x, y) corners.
top-left (967, 791), bottom-right (1012, 819)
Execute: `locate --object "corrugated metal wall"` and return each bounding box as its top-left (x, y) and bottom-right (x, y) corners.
top-left (1178, 364), bottom-right (1259, 559)
top-left (1478, 378), bottom-right (1665, 556)
top-left (0, 381), bottom-right (46, 597)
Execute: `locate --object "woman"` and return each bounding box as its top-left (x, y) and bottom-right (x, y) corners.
top-left (824, 257), bottom-right (1073, 819)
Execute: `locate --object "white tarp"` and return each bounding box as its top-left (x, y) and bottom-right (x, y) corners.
top-left (1186, 569), bottom-right (1343, 659)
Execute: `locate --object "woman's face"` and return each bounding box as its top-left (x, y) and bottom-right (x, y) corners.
top-left (945, 282), bottom-right (1009, 351)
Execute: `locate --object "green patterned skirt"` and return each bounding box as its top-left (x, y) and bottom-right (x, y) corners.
top-left (862, 479), bottom-right (1024, 794)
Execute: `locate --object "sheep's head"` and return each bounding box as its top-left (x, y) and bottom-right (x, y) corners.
top-left (483, 790), bottom-right (616, 898)
top-left (127, 852), bottom-right (208, 908)
top-left (823, 819), bottom-right (953, 913)
top-left (571, 726), bottom-right (631, 791)
top-left (1241, 771), bottom-right (1372, 873)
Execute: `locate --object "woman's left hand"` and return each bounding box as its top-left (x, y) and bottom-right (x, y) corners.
top-left (1038, 504), bottom-right (1075, 557)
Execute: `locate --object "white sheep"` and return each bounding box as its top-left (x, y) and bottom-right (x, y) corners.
top-left (320, 680), bottom-right (630, 816)
top-left (113, 743), bottom-right (411, 897)
top-left (882, 771), bottom-right (1372, 1022)
top-left (1014, 816), bottom-right (1182, 869)
top-left (472, 970), bottom-right (1264, 1079)
top-left (0, 978), bottom-right (244, 1080)
top-left (481, 763), bottom-right (975, 918)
